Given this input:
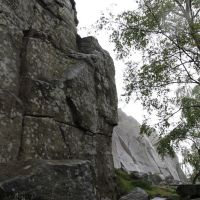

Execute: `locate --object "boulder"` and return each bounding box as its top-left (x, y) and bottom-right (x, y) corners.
top-left (130, 171), bottom-right (163, 185)
top-left (119, 187), bottom-right (149, 200)
top-left (0, 160), bottom-right (96, 200)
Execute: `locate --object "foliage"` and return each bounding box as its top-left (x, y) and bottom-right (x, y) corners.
top-left (97, 0), bottom-right (200, 182)
top-left (115, 169), bottom-right (179, 199)
top-left (157, 85), bottom-right (200, 183)
top-left (182, 143), bottom-right (200, 183)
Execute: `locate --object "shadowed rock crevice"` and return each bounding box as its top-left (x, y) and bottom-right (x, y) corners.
top-left (18, 29), bottom-right (32, 103)
top-left (17, 116), bottom-right (25, 160)
top-left (35, 0), bottom-right (65, 21)
top-left (65, 97), bottom-right (82, 126)
top-left (58, 125), bottom-right (72, 158)
top-left (22, 113), bottom-right (112, 138)
top-left (35, 0), bottom-right (79, 28)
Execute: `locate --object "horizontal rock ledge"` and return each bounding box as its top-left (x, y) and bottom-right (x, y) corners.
top-left (0, 159), bottom-right (96, 200)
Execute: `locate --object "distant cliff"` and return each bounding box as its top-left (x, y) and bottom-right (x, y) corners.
top-left (112, 109), bottom-right (187, 183)
top-left (0, 0), bottom-right (118, 199)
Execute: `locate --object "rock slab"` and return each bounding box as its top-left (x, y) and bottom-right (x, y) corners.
top-left (119, 187), bottom-right (149, 200)
top-left (0, 160), bottom-right (96, 200)
top-left (112, 109), bottom-right (186, 183)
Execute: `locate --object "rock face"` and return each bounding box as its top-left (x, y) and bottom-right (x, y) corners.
top-left (0, 0), bottom-right (118, 199)
top-left (119, 187), bottom-right (149, 200)
top-left (0, 160), bottom-right (96, 200)
top-left (112, 109), bottom-right (186, 184)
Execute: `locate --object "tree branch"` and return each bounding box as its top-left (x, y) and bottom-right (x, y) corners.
top-left (178, 51), bottom-right (200, 85)
top-left (144, 0), bottom-right (200, 70)
top-left (193, 170), bottom-right (200, 184)
top-left (193, 8), bottom-right (200, 19)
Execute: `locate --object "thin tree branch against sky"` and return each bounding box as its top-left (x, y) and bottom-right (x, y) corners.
top-left (75, 0), bottom-right (146, 123)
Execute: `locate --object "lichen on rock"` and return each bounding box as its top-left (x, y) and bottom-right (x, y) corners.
top-left (0, 0), bottom-right (118, 199)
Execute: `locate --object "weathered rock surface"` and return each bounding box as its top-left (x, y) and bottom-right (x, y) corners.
top-left (119, 187), bottom-right (149, 200)
top-left (0, 0), bottom-right (118, 199)
top-left (112, 109), bottom-right (186, 184)
top-left (0, 160), bottom-right (96, 200)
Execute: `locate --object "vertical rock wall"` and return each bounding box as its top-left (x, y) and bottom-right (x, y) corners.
top-left (0, 0), bottom-right (118, 199)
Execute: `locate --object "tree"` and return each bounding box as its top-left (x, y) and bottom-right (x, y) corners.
top-left (183, 143), bottom-right (200, 183)
top-left (97, 0), bottom-right (200, 182)
top-left (157, 85), bottom-right (200, 183)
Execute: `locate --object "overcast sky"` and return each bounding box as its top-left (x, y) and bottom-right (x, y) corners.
top-left (75, 0), bottom-right (146, 123)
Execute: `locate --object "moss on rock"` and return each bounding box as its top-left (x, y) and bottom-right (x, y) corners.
top-left (115, 169), bottom-right (180, 200)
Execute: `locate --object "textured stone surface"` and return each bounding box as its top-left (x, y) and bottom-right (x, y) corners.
top-left (112, 109), bottom-right (186, 183)
top-left (0, 0), bottom-right (118, 199)
top-left (0, 160), bottom-right (96, 200)
top-left (0, 90), bottom-right (23, 163)
top-left (119, 187), bottom-right (148, 200)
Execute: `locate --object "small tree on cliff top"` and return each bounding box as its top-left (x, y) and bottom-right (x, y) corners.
top-left (97, 0), bottom-right (200, 182)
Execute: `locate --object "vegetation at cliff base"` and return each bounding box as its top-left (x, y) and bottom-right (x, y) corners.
top-left (97, 0), bottom-right (200, 182)
top-left (115, 169), bottom-right (179, 199)
top-left (115, 169), bottom-right (151, 196)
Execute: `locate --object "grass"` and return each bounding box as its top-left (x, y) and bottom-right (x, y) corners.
top-left (115, 169), bottom-right (180, 199)
top-left (115, 169), bottom-right (152, 196)
top-left (146, 185), bottom-right (179, 199)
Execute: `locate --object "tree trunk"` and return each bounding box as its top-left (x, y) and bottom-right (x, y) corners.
top-left (192, 170), bottom-right (200, 184)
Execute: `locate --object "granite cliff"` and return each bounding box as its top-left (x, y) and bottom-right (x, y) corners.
top-left (0, 0), bottom-right (118, 199)
top-left (113, 109), bottom-right (187, 184)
